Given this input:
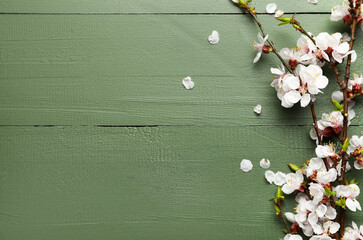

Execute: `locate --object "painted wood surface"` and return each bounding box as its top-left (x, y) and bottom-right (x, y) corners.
top-left (1, 126), bottom-right (363, 240)
top-left (0, 0), bottom-right (362, 240)
top-left (0, 0), bottom-right (340, 13)
top-left (0, 14), bottom-right (361, 126)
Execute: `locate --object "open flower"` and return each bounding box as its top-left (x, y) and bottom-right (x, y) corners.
top-left (282, 170), bottom-right (304, 194)
top-left (330, 1), bottom-right (350, 22)
top-left (314, 32), bottom-right (357, 63)
top-left (334, 184), bottom-right (362, 212)
top-left (253, 33), bottom-right (269, 63)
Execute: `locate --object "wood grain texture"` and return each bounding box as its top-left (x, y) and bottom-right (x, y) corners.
top-left (0, 14), bottom-right (361, 126)
top-left (0, 0), bottom-right (341, 14)
top-left (1, 125), bottom-right (362, 240)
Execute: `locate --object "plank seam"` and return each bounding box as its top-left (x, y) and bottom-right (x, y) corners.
top-left (0, 12), bottom-right (331, 15)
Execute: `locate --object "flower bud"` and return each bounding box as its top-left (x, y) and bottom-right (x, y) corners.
top-left (262, 45), bottom-right (271, 54)
top-left (288, 59), bottom-right (298, 69)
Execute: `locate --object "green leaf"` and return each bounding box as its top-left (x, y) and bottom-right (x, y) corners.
top-left (345, 177), bottom-right (350, 186)
top-left (278, 22), bottom-right (290, 26)
top-left (342, 137), bottom-right (350, 151)
top-left (274, 204), bottom-right (281, 215)
top-left (288, 164), bottom-right (300, 172)
top-left (335, 197), bottom-right (346, 209)
top-left (276, 186), bottom-right (284, 199)
top-left (332, 100), bottom-right (343, 111)
top-left (324, 186), bottom-right (336, 197)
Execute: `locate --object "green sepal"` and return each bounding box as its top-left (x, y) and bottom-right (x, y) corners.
top-left (341, 137), bottom-right (350, 151)
top-left (276, 186), bottom-right (283, 198)
top-left (324, 186), bottom-right (336, 198)
top-left (332, 99), bottom-right (343, 111)
top-left (350, 178), bottom-right (360, 185)
top-left (345, 176), bottom-right (350, 186)
top-left (288, 164), bottom-right (300, 172)
top-left (335, 197), bottom-right (346, 209)
top-left (274, 204), bottom-right (281, 215)
top-left (282, 229), bottom-right (289, 234)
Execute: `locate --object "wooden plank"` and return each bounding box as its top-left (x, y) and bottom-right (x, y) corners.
top-left (1, 125), bottom-right (362, 239)
top-left (0, 0), bottom-right (341, 14)
top-left (1, 14), bottom-right (361, 126)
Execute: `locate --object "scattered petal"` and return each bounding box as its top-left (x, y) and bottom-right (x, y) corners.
top-left (182, 76), bottom-right (194, 90)
top-left (307, 0), bottom-right (318, 4)
top-left (275, 9), bottom-right (284, 18)
top-left (266, 3), bottom-right (277, 14)
top-left (260, 158), bottom-right (270, 169)
top-left (240, 159), bottom-right (253, 172)
top-left (208, 30), bottom-right (220, 45)
top-left (254, 104), bottom-right (262, 114)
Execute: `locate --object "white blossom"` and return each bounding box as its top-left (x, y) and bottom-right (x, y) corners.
top-left (253, 33), bottom-right (269, 63)
top-left (315, 145), bottom-right (336, 158)
top-left (314, 32), bottom-right (357, 63)
top-left (282, 170), bottom-right (304, 194)
top-left (330, 1), bottom-right (350, 22)
top-left (284, 234), bottom-right (302, 240)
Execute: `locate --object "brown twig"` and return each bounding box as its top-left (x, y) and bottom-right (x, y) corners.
top-left (309, 101), bottom-right (330, 170)
top-left (338, 1), bottom-right (361, 238)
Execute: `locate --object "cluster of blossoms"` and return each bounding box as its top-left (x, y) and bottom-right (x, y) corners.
top-left (269, 30), bottom-right (358, 109)
top-left (266, 141), bottom-right (363, 239)
top-left (232, 0), bottom-right (363, 239)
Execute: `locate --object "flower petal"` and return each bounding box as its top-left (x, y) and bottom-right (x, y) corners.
top-left (240, 159), bottom-right (253, 172)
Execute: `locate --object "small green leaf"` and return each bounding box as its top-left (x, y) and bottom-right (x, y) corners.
top-left (282, 229), bottom-right (288, 234)
top-left (278, 22), bottom-right (290, 26)
top-left (276, 186), bottom-right (284, 199)
top-left (345, 177), bottom-right (350, 186)
top-left (288, 164), bottom-right (300, 172)
top-left (335, 197), bottom-right (346, 209)
top-left (332, 100), bottom-right (343, 111)
top-left (274, 204), bottom-right (281, 215)
top-left (324, 186), bottom-right (336, 197)
top-left (342, 137), bottom-right (350, 151)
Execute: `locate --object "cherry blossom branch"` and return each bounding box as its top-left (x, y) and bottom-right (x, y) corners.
top-left (338, 1), bottom-right (361, 238)
top-left (233, 3), bottom-right (293, 74)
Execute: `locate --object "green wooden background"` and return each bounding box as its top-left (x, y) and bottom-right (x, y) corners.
top-left (0, 0), bottom-right (362, 239)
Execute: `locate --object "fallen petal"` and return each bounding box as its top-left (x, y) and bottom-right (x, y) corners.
top-left (208, 30), bottom-right (219, 45)
top-left (240, 159), bottom-right (253, 172)
top-left (182, 76), bottom-right (195, 90)
top-left (266, 3), bottom-right (277, 13)
top-left (254, 104), bottom-right (262, 114)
